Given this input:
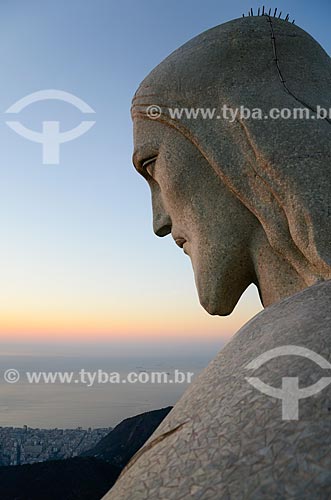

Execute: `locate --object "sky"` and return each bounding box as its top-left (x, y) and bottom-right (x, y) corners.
top-left (0, 0), bottom-right (329, 354)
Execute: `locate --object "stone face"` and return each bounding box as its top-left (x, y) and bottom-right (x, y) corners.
top-left (103, 14), bottom-right (331, 499)
top-left (131, 15), bottom-right (331, 311)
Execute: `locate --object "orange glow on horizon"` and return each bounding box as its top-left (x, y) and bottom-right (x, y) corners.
top-left (0, 286), bottom-right (262, 343)
top-left (0, 305), bottom-right (258, 341)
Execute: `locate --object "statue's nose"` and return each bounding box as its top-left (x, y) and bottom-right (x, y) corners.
top-left (152, 191), bottom-right (172, 237)
top-left (153, 214), bottom-right (172, 237)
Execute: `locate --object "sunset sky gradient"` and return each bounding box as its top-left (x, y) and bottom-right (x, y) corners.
top-left (0, 0), bottom-right (329, 349)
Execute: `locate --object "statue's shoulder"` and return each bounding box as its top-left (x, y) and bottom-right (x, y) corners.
top-left (103, 280), bottom-right (331, 500)
top-left (232, 279), bottom-right (331, 349)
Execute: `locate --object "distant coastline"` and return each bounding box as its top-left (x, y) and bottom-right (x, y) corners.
top-left (0, 425), bottom-right (112, 466)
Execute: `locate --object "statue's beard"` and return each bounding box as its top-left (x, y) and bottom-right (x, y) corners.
top-left (190, 246), bottom-right (253, 316)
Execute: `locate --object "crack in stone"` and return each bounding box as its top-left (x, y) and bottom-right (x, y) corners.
top-left (117, 421), bottom-right (189, 478)
top-left (266, 16), bottom-right (331, 126)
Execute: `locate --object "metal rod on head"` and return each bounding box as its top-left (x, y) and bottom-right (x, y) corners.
top-left (258, 7), bottom-right (260, 15)
top-left (268, 8), bottom-right (271, 15)
top-left (250, 7), bottom-right (253, 16)
top-left (292, 19), bottom-right (295, 24)
top-left (274, 8), bottom-right (277, 17)
top-left (285, 14), bottom-right (289, 21)
top-left (278, 11), bottom-right (282, 18)
top-left (262, 5), bottom-right (265, 15)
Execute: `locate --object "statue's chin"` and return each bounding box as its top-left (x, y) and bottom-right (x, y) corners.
top-left (198, 290), bottom-right (237, 316)
top-left (193, 261), bottom-right (246, 316)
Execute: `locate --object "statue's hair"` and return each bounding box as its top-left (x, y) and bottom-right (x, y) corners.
top-left (132, 16), bottom-right (331, 286)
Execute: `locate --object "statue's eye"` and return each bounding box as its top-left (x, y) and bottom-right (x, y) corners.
top-left (142, 156), bottom-right (157, 177)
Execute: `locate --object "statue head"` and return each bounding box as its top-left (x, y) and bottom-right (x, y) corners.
top-left (131, 15), bottom-right (331, 316)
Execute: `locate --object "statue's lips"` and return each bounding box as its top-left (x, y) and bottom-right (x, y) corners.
top-left (173, 237), bottom-right (186, 249)
top-left (173, 236), bottom-right (189, 256)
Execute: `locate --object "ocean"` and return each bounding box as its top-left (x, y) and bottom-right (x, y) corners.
top-left (0, 348), bottom-right (221, 429)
